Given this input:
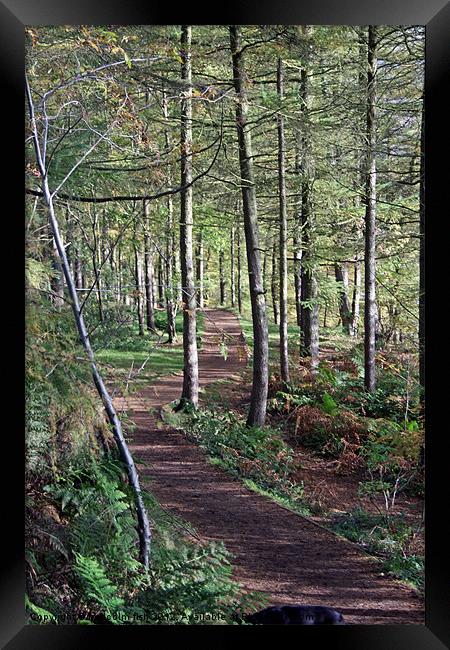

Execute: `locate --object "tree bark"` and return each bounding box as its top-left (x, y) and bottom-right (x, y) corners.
top-left (271, 239), bottom-right (279, 326)
top-left (143, 200), bottom-right (156, 332)
top-left (293, 136), bottom-right (303, 328)
top-left (334, 262), bottom-right (352, 335)
top-left (91, 208), bottom-right (104, 323)
top-left (219, 248), bottom-right (226, 305)
top-left (162, 91), bottom-right (177, 342)
top-left (237, 220), bottom-right (243, 314)
top-left (262, 230), bottom-right (270, 295)
top-left (351, 256), bottom-right (362, 336)
top-left (178, 25), bottom-right (199, 409)
top-left (196, 231), bottom-right (204, 309)
top-left (230, 25), bottom-right (269, 427)
top-left (134, 235), bottom-right (145, 337)
top-left (230, 226), bottom-right (236, 308)
top-left (298, 26), bottom-right (319, 371)
top-left (277, 58), bottom-right (290, 383)
top-left (157, 254), bottom-right (164, 308)
top-left (364, 26), bottom-right (378, 392)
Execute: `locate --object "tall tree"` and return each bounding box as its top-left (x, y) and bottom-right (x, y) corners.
top-left (230, 25), bottom-right (269, 427)
top-left (298, 26), bottom-right (319, 370)
top-left (143, 200), bottom-right (156, 332)
top-left (162, 91), bottom-right (177, 342)
top-left (364, 26), bottom-right (378, 392)
top-left (277, 57), bottom-right (290, 383)
top-left (177, 25), bottom-right (199, 410)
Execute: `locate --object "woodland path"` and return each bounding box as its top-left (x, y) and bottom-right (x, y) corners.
top-left (114, 308), bottom-right (424, 625)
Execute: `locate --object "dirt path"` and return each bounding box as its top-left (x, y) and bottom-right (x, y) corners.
top-left (114, 309), bottom-right (424, 625)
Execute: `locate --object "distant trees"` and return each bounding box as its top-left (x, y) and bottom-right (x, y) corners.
top-left (25, 23), bottom-right (424, 432)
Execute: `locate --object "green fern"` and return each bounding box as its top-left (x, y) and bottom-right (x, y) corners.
top-left (74, 553), bottom-right (126, 623)
top-left (25, 594), bottom-right (57, 624)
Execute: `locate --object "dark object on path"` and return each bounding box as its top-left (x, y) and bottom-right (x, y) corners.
top-left (246, 605), bottom-right (345, 625)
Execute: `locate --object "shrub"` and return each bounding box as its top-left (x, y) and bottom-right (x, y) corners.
top-left (330, 509), bottom-right (424, 591)
top-left (294, 405), bottom-right (366, 461)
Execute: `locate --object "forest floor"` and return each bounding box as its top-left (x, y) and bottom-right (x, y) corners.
top-left (113, 308), bottom-right (424, 625)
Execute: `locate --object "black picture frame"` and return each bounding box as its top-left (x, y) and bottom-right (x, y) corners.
top-left (3, 1), bottom-right (449, 648)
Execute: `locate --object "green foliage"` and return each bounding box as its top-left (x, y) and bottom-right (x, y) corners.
top-left (26, 594), bottom-right (58, 624)
top-left (173, 408), bottom-right (305, 507)
top-left (30, 450), bottom-right (258, 625)
top-left (321, 391), bottom-right (339, 416)
top-left (268, 387), bottom-right (313, 413)
top-left (44, 455), bottom-right (142, 585)
top-left (73, 553), bottom-right (126, 623)
top-left (138, 542), bottom-right (264, 624)
top-left (382, 554), bottom-right (424, 590)
top-left (330, 509), bottom-right (424, 591)
top-left (26, 383), bottom-right (53, 475)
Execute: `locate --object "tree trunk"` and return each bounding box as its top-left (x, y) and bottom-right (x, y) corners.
top-left (351, 256), bottom-right (362, 336)
top-left (51, 236), bottom-right (65, 309)
top-left (143, 200), bottom-right (156, 332)
top-left (293, 136), bottom-right (303, 328)
top-left (177, 25), bottom-right (199, 409)
top-left (230, 25), bottom-right (269, 427)
top-left (237, 221), bottom-right (243, 314)
top-left (162, 90), bottom-right (177, 342)
top-left (157, 254), bottom-right (164, 308)
top-left (117, 244), bottom-right (123, 304)
top-left (26, 78), bottom-right (152, 568)
top-left (91, 210), bottom-right (104, 323)
top-left (271, 239), bottom-right (279, 326)
top-left (293, 237), bottom-right (302, 328)
top-left (364, 26), bottom-right (378, 392)
top-left (277, 58), bottom-right (290, 383)
top-left (166, 197), bottom-right (177, 341)
top-left (334, 262), bottom-right (352, 335)
top-left (219, 248), bottom-right (226, 305)
top-left (262, 230), bottom-right (270, 295)
top-left (298, 26), bottom-right (319, 371)
top-left (196, 231), bottom-right (204, 309)
top-left (230, 226), bottom-right (236, 308)
top-left (134, 239), bottom-right (145, 337)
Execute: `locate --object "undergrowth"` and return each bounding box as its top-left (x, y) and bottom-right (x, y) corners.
top-left (330, 508), bottom-right (424, 592)
top-left (25, 282), bottom-right (260, 625)
top-left (164, 406), bottom-right (309, 515)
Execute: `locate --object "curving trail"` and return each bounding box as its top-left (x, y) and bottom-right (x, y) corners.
top-left (114, 308), bottom-right (424, 625)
